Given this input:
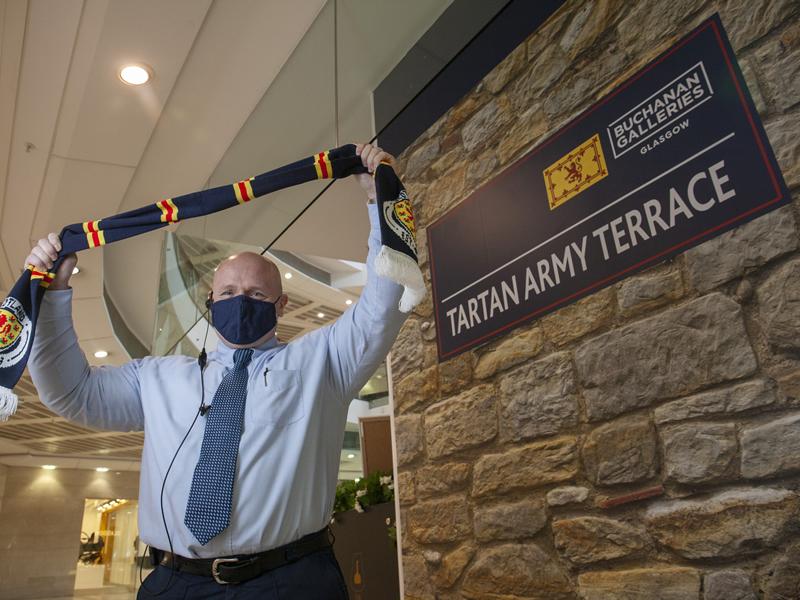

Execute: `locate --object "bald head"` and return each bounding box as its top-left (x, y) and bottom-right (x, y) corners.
top-left (210, 251), bottom-right (288, 348)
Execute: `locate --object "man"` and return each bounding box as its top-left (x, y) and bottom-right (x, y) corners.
top-left (25, 143), bottom-right (407, 598)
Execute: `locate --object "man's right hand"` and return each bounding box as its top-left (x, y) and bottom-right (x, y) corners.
top-left (24, 233), bottom-right (77, 290)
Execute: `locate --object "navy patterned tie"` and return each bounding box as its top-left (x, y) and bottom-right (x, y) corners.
top-left (184, 347), bottom-right (253, 545)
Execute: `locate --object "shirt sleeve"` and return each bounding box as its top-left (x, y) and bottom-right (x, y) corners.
top-left (27, 288), bottom-right (145, 431)
top-left (325, 203), bottom-right (410, 400)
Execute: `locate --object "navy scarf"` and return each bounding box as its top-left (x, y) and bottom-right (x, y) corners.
top-left (0, 144), bottom-right (424, 420)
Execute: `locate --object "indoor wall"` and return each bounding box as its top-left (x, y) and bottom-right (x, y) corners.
top-left (390, 1), bottom-right (800, 598)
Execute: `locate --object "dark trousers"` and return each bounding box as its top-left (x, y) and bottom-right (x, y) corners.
top-left (137, 546), bottom-right (350, 599)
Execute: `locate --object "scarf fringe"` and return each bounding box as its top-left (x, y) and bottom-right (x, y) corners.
top-left (0, 386), bottom-right (18, 422)
top-left (375, 245), bottom-right (427, 313)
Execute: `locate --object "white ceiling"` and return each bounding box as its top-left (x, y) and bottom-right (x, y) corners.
top-left (0, 0), bottom-right (451, 471)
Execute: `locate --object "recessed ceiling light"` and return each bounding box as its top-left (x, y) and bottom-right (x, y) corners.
top-left (95, 467), bottom-right (109, 472)
top-left (284, 272), bottom-right (292, 279)
top-left (72, 266), bottom-right (80, 275)
top-left (317, 312), bottom-right (324, 319)
top-left (42, 464), bottom-right (56, 470)
top-left (347, 453), bottom-right (355, 459)
top-left (94, 350), bottom-right (108, 358)
top-left (345, 299), bottom-right (353, 305)
top-left (119, 64), bottom-right (151, 85)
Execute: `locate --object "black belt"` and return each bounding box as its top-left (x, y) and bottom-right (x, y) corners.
top-left (156, 527), bottom-right (334, 585)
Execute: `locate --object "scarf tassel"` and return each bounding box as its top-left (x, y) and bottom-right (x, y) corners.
top-left (375, 245), bottom-right (426, 313)
top-left (0, 386), bottom-right (19, 421)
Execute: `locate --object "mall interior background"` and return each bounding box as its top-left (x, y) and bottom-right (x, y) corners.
top-left (0, 0), bottom-right (515, 597)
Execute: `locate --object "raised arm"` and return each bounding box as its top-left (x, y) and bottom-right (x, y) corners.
top-left (24, 235), bottom-right (144, 431)
top-left (326, 144), bottom-right (411, 398)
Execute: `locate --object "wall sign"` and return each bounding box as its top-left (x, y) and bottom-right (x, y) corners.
top-left (428, 14), bottom-right (790, 361)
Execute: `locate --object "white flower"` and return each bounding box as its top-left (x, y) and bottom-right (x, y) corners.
top-left (379, 476), bottom-right (392, 486)
top-left (354, 501), bottom-right (364, 513)
top-left (356, 489), bottom-right (367, 498)
top-left (388, 483), bottom-right (394, 490)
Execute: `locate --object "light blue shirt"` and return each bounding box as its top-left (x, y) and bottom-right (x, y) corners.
top-left (28, 205), bottom-right (407, 558)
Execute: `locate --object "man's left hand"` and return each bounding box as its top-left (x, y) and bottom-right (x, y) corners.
top-left (354, 143), bottom-right (395, 203)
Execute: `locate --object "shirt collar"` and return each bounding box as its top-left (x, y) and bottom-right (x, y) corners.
top-left (209, 335), bottom-right (283, 368)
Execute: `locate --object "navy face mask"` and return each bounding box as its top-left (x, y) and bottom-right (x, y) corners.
top-left (210, 294), bottom-right (278, 345)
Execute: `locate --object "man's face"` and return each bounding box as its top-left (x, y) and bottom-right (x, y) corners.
top-left (210, 252), bottom-right (288, 348)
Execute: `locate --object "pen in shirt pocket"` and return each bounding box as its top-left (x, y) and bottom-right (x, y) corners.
top-left (263, 367), bottom-right (269, 387)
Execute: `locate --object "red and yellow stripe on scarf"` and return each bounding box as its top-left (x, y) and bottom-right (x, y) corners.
top-left (314, 151), bottom-right (333, 179)
top-left (157, 199), bottom-right (179, 223)
top-left (233, 177), bottom-right (255, 204)
top-left (83, 220), bottom-right (106, 248)
top-left (27, 265), bottom-right (55, 288)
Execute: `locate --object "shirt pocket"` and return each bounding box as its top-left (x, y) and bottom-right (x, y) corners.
top-left (246, 369), bottom-right (305, 427)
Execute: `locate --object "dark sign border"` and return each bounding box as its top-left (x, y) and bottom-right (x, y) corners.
top-left (427, 14), bottom-right (787, 361)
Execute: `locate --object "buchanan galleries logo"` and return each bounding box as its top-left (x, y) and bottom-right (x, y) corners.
top-left (607, 62), bottom-right (713, 158)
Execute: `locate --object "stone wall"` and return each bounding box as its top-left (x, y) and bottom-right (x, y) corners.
top-left (389, 1), bottom-right (800, 598)
top-left (0, 466), bottom-right (140, 599)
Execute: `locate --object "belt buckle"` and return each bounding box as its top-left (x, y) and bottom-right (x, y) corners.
top-left (211, 557), bottom-right (239, 584)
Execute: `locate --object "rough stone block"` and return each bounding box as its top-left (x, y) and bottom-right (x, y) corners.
top-left (684, 207), bottom-right (797, 292)
top-left (662, 422), bottom-right (737, 484)
top-left (582, 416), bottom-right (658, 486)
top-left (461, 98), bottom-right (512, 152)
top-left (461, 543), bottom-right (573, 600)
top-left (753, 20), bottom-right (800, 112)
top-left (757, 257), bottom-right (800, 351)
top-left (547, 486), bottom-right (590, 507)
top-left (497, 108), bottom-right (548, 165)
top-left (764, 541), bottom-right (800, 600)
top-left (403, 554), bottom-right (435, 600)
top-left (395, 414), bottom-right (424, 466)
top-left (578, 567), bottom-right (701, 600)
top-left (414, 462), bottom-right (471, 499)
top-left (433, 543), bottom-right (475, 589)
top-left (741, 412), bottom-right (800, 478)
top-left (644, 487), bottom-right (799, 559)
top-left (404, 137), bottom-right (440, 181)
top-left (482, 44), bottom-right (526, 94)
top-left (498, 352), bottom-right (578, 443)
top-left (575, 293), bottom-right (758, 421)
top-left (553, 516), bottom-right (650, 564)
top-left (394, 365), bottom-right (438, 414)
top-left (765, 110), bottom-right (800, 188)
top-left (704, 569), bottom-right (756, 600)
top-left (419, 163), bottom-right (467, 227)
top-left (474, 325), bottom-right (543, 380)
top-left (391, 319), bottom-right (424, 382)
top-left (473, 497), bottom-right (547, 542)
top-left (424, 384), bottom-right (496, 459)
top-left (438, 351), bottom-right (474, 396)
top-left (510, 43), bottom-right (568, 115)
top-left (397, 470), bottom-right (416, 506)
top-left (541, 288), bottom-right (614, 346)
top-left (616, 266), bottom-right (683, 316)
top-left (654, 379), bottom-right (778, 424)
top-left (720, 0), bottom-right (798, 49)
top-left (407, 496), bottom-right (471, 544)
top-left (472, 436), bottom-right (577, 498)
